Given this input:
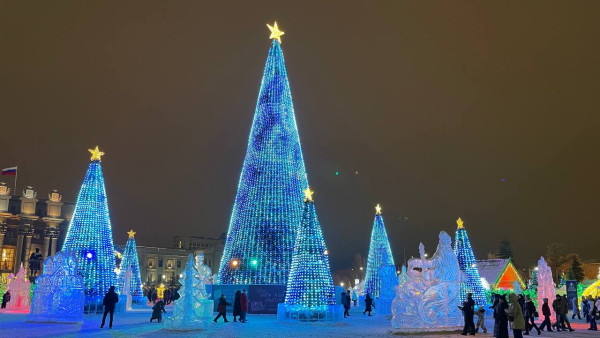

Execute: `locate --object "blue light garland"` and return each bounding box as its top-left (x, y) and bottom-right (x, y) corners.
top-left (453, 219), bottom-right (487, 307)
top-left (119, 234), bottom-right (143, 297)
top-left (284, 191), bottom-right (336, 309)
top-left (62, 158), bottom-right (117, 296)
top-left (364, 210), bottom-right (395, 298)
top-left (217, 39), bottom-right (309, 285)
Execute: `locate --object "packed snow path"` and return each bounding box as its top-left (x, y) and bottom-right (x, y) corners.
top-left (0, 305), bottom-right (597, 337)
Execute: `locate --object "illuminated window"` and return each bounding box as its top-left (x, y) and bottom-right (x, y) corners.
top-left (148, 258), bottom-right (155, 268)
top-left (1, 247), bottom-right (15, 271)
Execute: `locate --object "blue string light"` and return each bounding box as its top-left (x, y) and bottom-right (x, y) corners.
top-left (119, 231), bottom-right (143, 297)
top-left (284, 188), bottom-right (336, 309)
top-left (453, 218), bottom-right (487, 306)
top-left (217, 39), bottom-right (309, 285)
top-left (62, 151), bottom-right (118, 296)
top-left (364, 206), bottom-right (395, 298)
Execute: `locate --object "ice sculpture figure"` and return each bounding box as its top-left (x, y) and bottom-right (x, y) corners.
top-left (376, 264), bottom-right (398, 315)
top-left (164, 254), bottom-right (214, 331)
top-left (513, 281), bottom-right (523, 295)
top-left (123, 266), bottom-right (133, 311)
top-left (6, 263), bottom-right (31, 308)
top-left (28, 250), bottom-right (85, 323)
top-left (536, 257), bottom-right (555, 317)
top-left (392, 231), bottom-right (463, 330)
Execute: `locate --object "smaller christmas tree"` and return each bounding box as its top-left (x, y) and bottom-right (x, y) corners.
top-left (118, 230), bottom-right (143, 301)
top-left (164, 254), bottom-right (213, 330)
top-left (279, 187), bottom-right (341, 322)
top-left (364, 204), bottom-right (395, 298)
top-left (453, 218), bottom-right (488, 307)
top-left (569, 256), bottom-right (585, 283)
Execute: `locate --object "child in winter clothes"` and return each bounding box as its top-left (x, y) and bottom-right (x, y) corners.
top-left (475, 306), bottom-right (488, 333)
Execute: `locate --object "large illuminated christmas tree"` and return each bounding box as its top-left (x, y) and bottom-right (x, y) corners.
top-left (62, 146), bottom-right (118, 296)
top-left (364, 205), bottom-right (395, 298)
top-left (284, 188), bottom-right (336, 309)
top-left (218, 22), bottom-right (310, 285)
top-left (453, 218), bottom-right (487, 306)
top-left (118, 230), bottom-right (143, 298)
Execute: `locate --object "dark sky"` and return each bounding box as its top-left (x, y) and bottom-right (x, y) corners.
top-left (1, 2), bottom-right (599, 270)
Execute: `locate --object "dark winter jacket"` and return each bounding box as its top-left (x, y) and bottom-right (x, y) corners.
top-left (217, 297), bottom-right (231, 313)
top-left (364, 296), bottom-right (374, 312)
top-left (151, 300), bottom-right (166, 319)
top-left (461, 297), bottom-right (475, 316)
top-left (103, 290), bottom-right (119, 310)
top-left (240, 292), bottom-right (248, 312)
top-left (542, 303), bottom-right (551, 317)
top-left (233, 291), bottom-right (242, 316)
top-left (2, 292), bottom-right (10, 304)
top-left (558, 297), bottom-right (568, 315)
top-left (524, 300), bottom-right (537, 318)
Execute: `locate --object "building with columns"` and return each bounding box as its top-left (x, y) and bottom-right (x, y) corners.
top-left (0, 183), bottom-right (74, 276)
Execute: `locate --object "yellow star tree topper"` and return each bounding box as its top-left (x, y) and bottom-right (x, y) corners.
top-left (88, 146), bottom-right (105, 162)
top-left (457, 217), bottom-right (464, 229)
top-left (304, 186), bottom-right (314, 202)
top-left (267, 21), bottom-right (285, 43)
top-left (375, 204), bottom-right (382, 215)
top-left (127, 230), bottom-right (136, 238)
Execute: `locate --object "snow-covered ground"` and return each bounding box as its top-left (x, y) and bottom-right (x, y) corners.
top-left (0, 305), bottom-right (597, 337)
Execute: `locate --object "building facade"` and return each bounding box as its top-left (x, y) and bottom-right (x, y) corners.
top-left (123, 235), bottom-right (224, 287)
top-left (0, 184), bottom-right (74, 276)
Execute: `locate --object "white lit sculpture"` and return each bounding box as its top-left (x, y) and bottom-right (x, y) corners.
top-left (392, 231), bottom-right (462, 330)
top-left (28, 250), bottom-right (84, 323)
top-left (536, 257), bottom-right (556, 318)
top-left (6, 263), bottom-right (31, 309)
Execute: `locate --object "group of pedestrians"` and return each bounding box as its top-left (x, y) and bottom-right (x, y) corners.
top-left (460, 292), bottom-right (599, 337)
top-left (213, 289), bottom-right (248, 323)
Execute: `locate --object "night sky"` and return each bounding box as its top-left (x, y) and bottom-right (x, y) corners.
top-left (1, 2), bottom-right (599, 270)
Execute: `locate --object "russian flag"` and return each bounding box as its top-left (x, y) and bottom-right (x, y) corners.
top-left (1, 166), bottom-right (17, 176)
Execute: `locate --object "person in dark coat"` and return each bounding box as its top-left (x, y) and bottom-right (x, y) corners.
top-left (150, 299), bottom-right (166, 322)
top-left (233, 290), bottom-right (242, 322)
top-left (341, 291), bottom-right (348, 318)
top-left (346, 290), bottom-right (352, 315)
top-left (240, 289), bottom-right (248, 323)
top-left (213, 294), bottom-right (231, 323)
top-left (495, 295), bottom-right (509, 338)
top-left (459, 293), bottom-right (476, 335)
top-left (1, 290), bottom-right (10, 308)
top-left (363, 293), bottom-right (374, 316)
top-left (539, 298), bottom-right (553, 332)
top-left (523, 295), bottom-right (541, 335)
top-left (491, 294), bottom-right (500, 336)
top-left (100, 286), bottom-right (119, 329)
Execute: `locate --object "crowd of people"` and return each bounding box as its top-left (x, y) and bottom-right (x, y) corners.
top-left (143, 286), bottom-right (179, 305)
top-left (459, 292), bottom-right (599, 337)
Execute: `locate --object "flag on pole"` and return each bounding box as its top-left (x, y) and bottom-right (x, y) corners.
top-left (1, 166), bottom-right (17, 175)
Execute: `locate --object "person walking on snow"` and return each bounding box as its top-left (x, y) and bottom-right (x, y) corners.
top-left (213, 294), bottom-right (231, 323)
top-left (233, 290), bottom-right (242, 322)
top-left (341, 291), bottom-right (349, 318)
top-left (363, 293), bottom-right (374, 316)
top-left (475, 306), bottom-right (487, 333)
top-left (150, 299), bottom-right (166, 323)
top-left (100, 286), bottom-right (119, 329)
top-left (240, 289), bottom-right (248, 323)
top-left (572, 295), bottom-right (581, 320)
top-left (507, 293), bottom-right (526, 338)
top-left (1, 290), bottom-right (10, 309)
top-left (538, 298), bottom-right (553, 332)
top-left (459, 292), bottom-right (476, 335)
top-left (523, 295), bottom-right (541, 335)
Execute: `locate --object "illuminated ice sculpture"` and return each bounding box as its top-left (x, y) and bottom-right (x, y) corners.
top-left (6, 263), bottom-right (31, 309)
top-left (536, 257), bottom-right (556, 317)
top-left (28, 250), bottom-right (85, 323)
top-left (391, 231), bottom-right (462, 330)
top-left (164, 254), bottom-right (214, 330)
top-left (376, 264), bottom-right (398, 315)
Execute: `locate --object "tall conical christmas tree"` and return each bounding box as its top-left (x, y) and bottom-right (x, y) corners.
top-left (453, 218), bottom-right (487, 306)
top-left (218, 22), bottom-right (310, 285)
top-left (118, 230), bottom-right (143, 298)
top-left (283, 188), bottom-right (336, 315)
top-left (364, 204), bottom-right (395, 298)
top-left (62, 146), bottom-right (117, 296)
